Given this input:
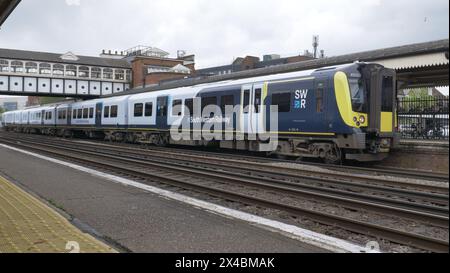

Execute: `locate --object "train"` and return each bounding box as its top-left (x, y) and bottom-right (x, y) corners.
top-left (1, 62), bottom-right (400, 164)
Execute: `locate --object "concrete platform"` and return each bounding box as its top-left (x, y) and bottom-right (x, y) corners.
top-left (0, 146), bottom-right (326, 253)
top-left (0, 175), bottom-right (116, 253)
top-left (377, 139), bottom-right (450, 173)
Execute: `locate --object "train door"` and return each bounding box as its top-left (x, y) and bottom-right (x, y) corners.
top-left (251, 84), bottom-right (265, 134)
top-left (95, 103), bottom-right (103, 127)
top-left (379, 71), bottom-right (396, 134)
top-left (41, 110), bottom-right (45, 126)
top-left (314, 79), bottom-right (328, 132)
top-left (156, 96), bottom-right (168, 129)
top-left (241, 85), bottom-right (252, 134)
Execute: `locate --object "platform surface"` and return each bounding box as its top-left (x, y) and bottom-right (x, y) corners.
top-left (0, 146), bottom-right (324, 253)
top-left (0, 175), bottom-right (116, 253)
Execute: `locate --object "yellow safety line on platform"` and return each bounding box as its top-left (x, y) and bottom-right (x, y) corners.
top-left (0, 176), bottom-right (116, 253)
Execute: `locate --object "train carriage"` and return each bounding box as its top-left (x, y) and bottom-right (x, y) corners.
top-left (1, 62), bottom-right (400, 163)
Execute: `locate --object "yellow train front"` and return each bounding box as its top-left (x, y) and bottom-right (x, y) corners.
top-left (268, 62), bottom-right (400, 164)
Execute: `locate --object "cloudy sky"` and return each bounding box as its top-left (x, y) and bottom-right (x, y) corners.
top-left (0, 0), bottom-right (448, 69)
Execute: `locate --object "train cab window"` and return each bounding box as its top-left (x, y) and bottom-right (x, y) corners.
top-left (185, 99), bottom-right (194, 117)
top-left (83, 108), bottom-right (89, 119)
top-left (110, 106), bottom-right (118, 118)
top-left (134, 103), bottom-right (144, 117)
top-left (221, 95), bottom-right (234, 116)
top-left (89, 108), bottom-right (94, 119)
top-left (172, 100), bottom-right (183, 116)
top-left (316, 85), bottom-right (324, 113)
top-left (254, 89), bottom-right (262, 113)
top-left (381, 76), bottom-right (394, 112)
top-left (243, 90), bottom-right (250, 114)
top-left (202, 96), bottom-right (217, 117)
top-left (104, 106), bottom-right (110, 118)
top-left (145, 102), bottom-right (153, 117)
top-left (272, 92), bottom-right (291, 113)
top-left (77, 109), bottom-right (82, 119)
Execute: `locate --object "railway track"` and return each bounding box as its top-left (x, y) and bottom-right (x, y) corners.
top-left (0, 133), bottom-right (448, 252)
top-left (54, 134), bottom-right (449, 183)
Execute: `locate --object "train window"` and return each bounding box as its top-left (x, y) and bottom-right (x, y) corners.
top-left (104, 106), bottom-right (110, 118)
top-left (381, 76), bottom-right (394, 112)
top-left (221, 95), bottom-right (234, 116)
top-left (272, 92), bottom-right (291, 113)
top-left (243, 90), bottom-right (250, 114)
top-left (172, 100), bottom-right (183, 116)
top-left (145, 102), bottom-right (153, 117)
top-left (110, 106), bottom-right (118, 118)
top-left (77, 109), bottom-right (82, 119)
top-left (89, 108), bottom-right (94, 119)
top-left (134, 103), bottom-right (144, 117)
top-left (63, 110), bottom-right (67, 120)
top-left (83, 108), bottom-right (89, 119)
top-left (316, 87), bottom-right (324, 113)
top-left (58, 111), bottom-right (62, 120)
top-left (202, 97), bottom-right (217, 117)
top-left (254, 89), bottom-right (262, 113)
top-left (73, 110), bottom-right (77, 119)
top-left (185, 99), bottom-right (194, 117)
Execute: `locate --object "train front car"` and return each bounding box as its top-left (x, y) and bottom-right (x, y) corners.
top-left (329, 62), bottom-right (400, 162)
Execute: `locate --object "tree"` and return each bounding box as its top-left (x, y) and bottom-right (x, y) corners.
top-left (0, 106), bottom-right (5, 115)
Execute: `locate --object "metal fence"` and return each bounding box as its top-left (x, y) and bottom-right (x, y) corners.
top-left (397, 97), bottom-right (449, 140)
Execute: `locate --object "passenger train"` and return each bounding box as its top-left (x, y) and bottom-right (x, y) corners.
top-left (1, 62), bottom-right (400, 164)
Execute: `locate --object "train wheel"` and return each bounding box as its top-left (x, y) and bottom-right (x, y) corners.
top-left (324, 145), bottom-right (343, 165)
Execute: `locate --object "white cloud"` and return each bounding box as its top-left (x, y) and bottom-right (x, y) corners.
top-left (0, 0), bottom-right (448, 69)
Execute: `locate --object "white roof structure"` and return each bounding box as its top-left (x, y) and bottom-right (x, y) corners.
top-left (171, 64), bottom-right (191, 74)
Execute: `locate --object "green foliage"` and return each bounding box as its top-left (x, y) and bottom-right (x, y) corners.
top-left (0, 106), bottom-right (5, 114)
top-left (39, 97), bottom-right (68, 105)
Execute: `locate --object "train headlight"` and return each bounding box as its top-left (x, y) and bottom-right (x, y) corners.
top-left (359, 116), bottom-right (366, 124)
top-left (353, 117), bottom-right (358, 122)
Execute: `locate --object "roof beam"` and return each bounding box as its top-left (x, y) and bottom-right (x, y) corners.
top-left (0, 0), bottom-right (21, 27)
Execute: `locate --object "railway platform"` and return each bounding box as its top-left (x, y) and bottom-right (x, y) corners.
top-left (0, 145), bottom-right (327, 253)
top-left (377, 139), bottom-right (449, 173)
top-left (0, 175), bottom-right (116, 253)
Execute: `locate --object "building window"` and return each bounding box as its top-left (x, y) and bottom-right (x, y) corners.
top-left (103, 68), bottom-right (113, 79)
top-left (145, 102), bottom-right (153, 117)
top-left (134, 103), bottom-right (144, 117)
top-left (11, 61), bottom-right (24, 73)
top-left (110, 105), bottom-right (118, 118)
top-left (126, 70), bottom-right (131, 82)
top-left (79, 66), bottom-right (90, 78)
top-left (91, 67), bottom-right (101, 79)
top-left (115, 69), bottom-right (125, 81)
top-left (66, 65), bottom-right (77, 77)
top-left (53, 64), bottom-right (64, 76)
top-left (25, 62), bottom-right (38, 74)
top-left (39, 63), bottom-right (52, 75)
top-left (0, 59), bottom-right (9, 72)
